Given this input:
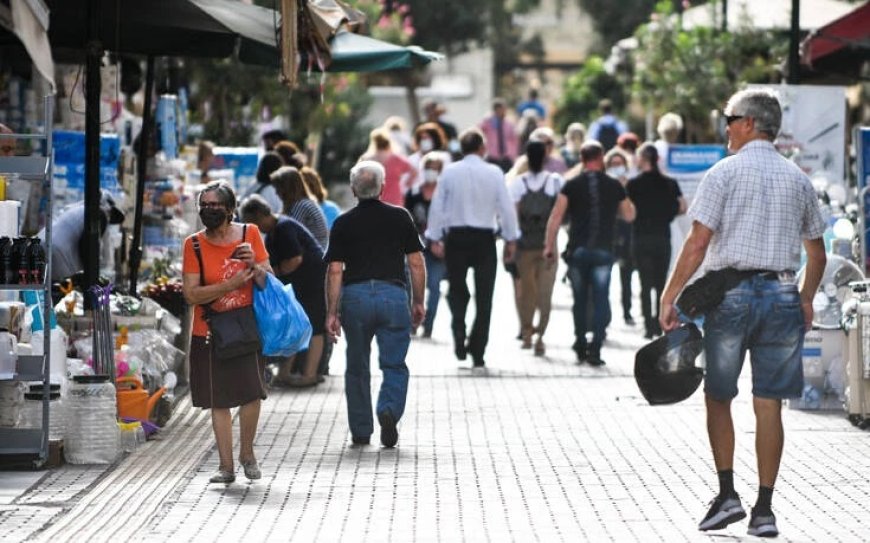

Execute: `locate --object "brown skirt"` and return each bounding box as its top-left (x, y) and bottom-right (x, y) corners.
top-left (189, 335), bottom-right (267, 409)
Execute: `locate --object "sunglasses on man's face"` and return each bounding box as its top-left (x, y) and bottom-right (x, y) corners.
top-left (725, 115), bottom-right (745, 126)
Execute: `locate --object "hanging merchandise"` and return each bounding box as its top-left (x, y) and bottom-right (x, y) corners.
top-left (156, 95), bottom-right (179, 160)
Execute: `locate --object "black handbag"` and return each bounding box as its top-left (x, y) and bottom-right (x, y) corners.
top-left (192, 226), bottom-right (261, 361)
top-left (676, 267), bottom-right (758, 318)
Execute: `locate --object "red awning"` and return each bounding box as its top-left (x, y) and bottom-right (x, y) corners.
top-left (801, 2), bottom-right (870, 67)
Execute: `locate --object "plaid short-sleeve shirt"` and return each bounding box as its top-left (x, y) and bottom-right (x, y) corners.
top-left (688, 140), bottom-right (825, 272)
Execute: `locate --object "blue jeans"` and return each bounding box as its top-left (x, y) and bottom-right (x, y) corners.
top-left (423, 251), bottom-right (447, 333)
top-left (703, 275), bottom-right (804, 400)
top-left (566, 247), bottom-right (614, 353)
top-left (340, 281), bottom-right (411, 438)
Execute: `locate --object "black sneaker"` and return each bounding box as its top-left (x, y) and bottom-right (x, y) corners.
top-left (572, 340), bottom-right (588, 364)
top-left (351, 435), bottom-right (370, 445)
top-left (747, 508), bottom-right (778, 538)
top-left (378, 411), bottom-right (398, 448)
top-left (454, 339), bottom-right (468, 361)
top-left (587, 354), bottom-right (606, 367)
top-left (698, 494), bottom-right (746, 531)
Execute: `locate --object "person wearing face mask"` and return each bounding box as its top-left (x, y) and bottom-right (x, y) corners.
top-left (405, 122), bottom-right (449, 194)
top-left (405, 152), bottom-right (447, 337)
top-left (605, 148), bottom-right (636, 327)
top-left (182, 181), bottom-right (273, 484)
top-left (626, 143), bottom-right (687, 338)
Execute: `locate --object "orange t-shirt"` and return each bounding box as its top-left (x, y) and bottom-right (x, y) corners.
top-left (182, 223), bottom-right (269, 337)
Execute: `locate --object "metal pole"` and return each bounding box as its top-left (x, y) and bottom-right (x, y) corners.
top-left (722, 0), bottom-right (728, 33)
top-left (788, 0), bottom-right (801, 84)
top-left (84, 0), bottom-right (102, 306)
top-left (128, 56), bottom-right (155, 295)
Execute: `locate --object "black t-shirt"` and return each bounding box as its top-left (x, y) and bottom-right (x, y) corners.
top-left (266, 216), bottom-right (325, 292)
top-left (561, 170), bottom-right (626, 252)
top-left (324, 199), bottom-right (424, 286)
top-left (404, 190), bottom-right (434, 251)
top-left (626, 171), bottom-right (683, 241)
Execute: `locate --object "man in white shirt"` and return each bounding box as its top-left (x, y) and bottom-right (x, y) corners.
top-left (426, 128), bottom-right (519, 369)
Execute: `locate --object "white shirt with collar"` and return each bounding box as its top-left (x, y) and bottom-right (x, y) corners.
top-left (425, 154), bottom-right (519, 242)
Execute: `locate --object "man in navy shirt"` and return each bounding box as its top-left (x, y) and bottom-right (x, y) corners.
top-left (240, 194), bottom-right (326, 388)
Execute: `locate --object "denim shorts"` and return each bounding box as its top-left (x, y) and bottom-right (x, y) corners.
top-left (703, 275), bottom-right (805, 400)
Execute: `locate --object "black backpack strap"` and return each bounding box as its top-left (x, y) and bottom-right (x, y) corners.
top-left (242, 223), bottom-right (248, 243)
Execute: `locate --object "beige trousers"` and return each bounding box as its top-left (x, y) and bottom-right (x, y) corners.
top-left (516, 249), bottom-right (558, 340)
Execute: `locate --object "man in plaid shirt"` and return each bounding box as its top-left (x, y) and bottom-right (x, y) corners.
top-left (659, 88), bottom-right (827, 538)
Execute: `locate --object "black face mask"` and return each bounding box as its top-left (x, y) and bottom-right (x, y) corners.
top-left (200, 208), bottom-right (228, 229)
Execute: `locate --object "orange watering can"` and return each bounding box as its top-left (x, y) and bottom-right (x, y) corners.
top-left (116, 376), bottom-right (165, 421)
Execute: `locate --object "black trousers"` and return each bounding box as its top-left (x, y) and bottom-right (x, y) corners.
top-left (445, 228), bottom-right (497, 364)
top-left (634, 237), bottom-right (671, 330)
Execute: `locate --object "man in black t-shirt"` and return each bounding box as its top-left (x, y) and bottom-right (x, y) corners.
top-left (544, 141), bottom-right (635, 365)
top-left (626, 143), bottom-right (687, 339)
top-left (239, 195), bottom-right (326, 388)
top-left (325, 161), bottom-right (426, 448)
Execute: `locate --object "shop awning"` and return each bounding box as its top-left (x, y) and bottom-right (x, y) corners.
top-left (2, 0), bottom-right (55, 89)
top-left (327, 30), bottom-right (443, 72)
top-left (800, 2), bottom-right (870, 75)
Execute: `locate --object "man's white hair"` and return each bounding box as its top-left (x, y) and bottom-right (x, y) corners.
top-left (656, 112), bottom-right (683, 138)
top-left (350, 160), bottom-right (385, 200)
top-left (724, 88), bottom-right (782, 140)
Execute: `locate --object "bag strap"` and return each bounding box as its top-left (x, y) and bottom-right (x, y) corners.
top-left (192, 234), bottom-right (206, 286)
top-left (192, 224), bottom-right (247, 317)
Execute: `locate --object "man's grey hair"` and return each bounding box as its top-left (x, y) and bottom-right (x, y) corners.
top-left (350, 160), bottom-right (385, 200)
top-left (238, 194), bottom-right (273, 223)
top-left (725, 88), bottom-right (782, 140)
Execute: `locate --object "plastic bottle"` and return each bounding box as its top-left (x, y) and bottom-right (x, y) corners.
top-left (0, 237), bottom-right (12, 284)
top-left (28, 237), bottom-right (45, 284)
top-left (10, 237), bottom-right (29, 285)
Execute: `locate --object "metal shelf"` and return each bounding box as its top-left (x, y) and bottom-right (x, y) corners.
top-left (0, 428), bottom-right (44, 454)
top-left (0, 156), bottom-right (49, 177)
top-left (0, 95), bottom-right (54, 466)
top-left (0, 283), bottom-right (49, 291)
top-left (0, 355), bottom-right (46, 382)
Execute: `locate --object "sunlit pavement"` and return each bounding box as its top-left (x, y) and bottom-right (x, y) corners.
top-left (2, 253), bottom-right (869, 542)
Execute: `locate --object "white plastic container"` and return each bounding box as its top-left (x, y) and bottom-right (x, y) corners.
top-left (64, 379), bottom-right (119, 464)
top-left (30, 328), bottom-right (68, 384)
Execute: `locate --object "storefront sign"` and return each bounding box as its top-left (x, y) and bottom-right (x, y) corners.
top-left (666, 144), bottom-right (726, 200)
top-left (750, 84), bottom-right (847, 186)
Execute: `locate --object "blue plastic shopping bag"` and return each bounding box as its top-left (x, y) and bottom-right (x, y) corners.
top-left (253, 274), bottom-right (312, 357)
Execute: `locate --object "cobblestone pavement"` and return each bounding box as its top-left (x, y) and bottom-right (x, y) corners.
top-left (2, 263), bottom-right (870, 542)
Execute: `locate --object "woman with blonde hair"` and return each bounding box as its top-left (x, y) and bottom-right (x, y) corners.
top-left (360, 128), bottom-right (416, 206)
top-left (271, 166), bottom-right (329, 248)
top-left (300, 166), bottom-right (341, 229)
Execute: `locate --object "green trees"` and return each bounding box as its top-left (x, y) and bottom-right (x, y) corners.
top-left (554, 1), bottom-right (788, 141)
top-left (553, 56), bottom-right (625, 133)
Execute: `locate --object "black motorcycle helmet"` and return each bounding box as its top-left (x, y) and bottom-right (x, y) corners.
top-left (635, 323), bottom-right (704, 405)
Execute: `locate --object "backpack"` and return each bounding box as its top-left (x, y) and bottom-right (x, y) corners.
top-left (517, 173), bottom-right (557, 250)
top-left (597, 121), bottom-right (619, 152)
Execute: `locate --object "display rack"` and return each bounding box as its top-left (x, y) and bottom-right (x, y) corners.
top-left (0, 95), bottom-right (54, 466)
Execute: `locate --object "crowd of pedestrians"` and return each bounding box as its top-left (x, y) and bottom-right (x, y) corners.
top-left (183, 88), bottom-right (827, 539)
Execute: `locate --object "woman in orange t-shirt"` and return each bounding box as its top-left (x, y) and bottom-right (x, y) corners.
top-left (182, 181), bottom-right (272, 485)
